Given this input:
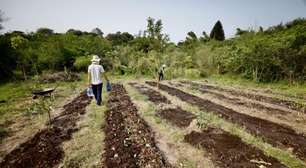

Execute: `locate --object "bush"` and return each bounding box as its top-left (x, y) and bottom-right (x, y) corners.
top-left (73, 56), bottom-right (91, 71)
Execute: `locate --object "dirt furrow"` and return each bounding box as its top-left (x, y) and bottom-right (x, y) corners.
top-left (183, 82), bottom-right (290, 116)
top-left (180, 81), bottom-right (305, 113)
top-left (133, 83), bottom-right (287, 167)
top-left (129, 82), bottom-right (171, 105)
top-left (0, 91), bottom-right (92, 168)
top-left (185, 128), bottom-right (286, 168)
top-left (129, 83), bottom-right (195, 128)
top-left (103, 84), bottom-right (172, 168)
top-left (147, 81), bottom-right (306, 161)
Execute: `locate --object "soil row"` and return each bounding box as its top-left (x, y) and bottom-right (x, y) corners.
top-left (0, 91), bottom-right (92, 168)
top-left (147, 81), bottom-right (306, 161)
top-left (103, 84), bottom-right (172, 168)
top-left (185, 129), bottom-right (286, 168)
top-left (180, 81), bottom-right (305, 113)
top-left (132, 83), bottom-right (286, 167)
top-left (129, 83), bottom-right (195, 128)
top-left (182, 82), bottom-right (291, 116)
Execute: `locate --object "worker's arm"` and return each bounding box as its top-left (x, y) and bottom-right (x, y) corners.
top-left (88, 72), bottom-right (91, 87)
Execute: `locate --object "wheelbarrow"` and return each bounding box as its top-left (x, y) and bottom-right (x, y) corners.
top-left (32, 88), bottom-right (56, 99)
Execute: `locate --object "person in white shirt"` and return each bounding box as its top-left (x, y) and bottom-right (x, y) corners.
top-left (88, 55), bottom-right (109, 105)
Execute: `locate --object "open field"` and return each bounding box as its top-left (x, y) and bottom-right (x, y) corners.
top-left (0, 78), bottom-right (306, 167)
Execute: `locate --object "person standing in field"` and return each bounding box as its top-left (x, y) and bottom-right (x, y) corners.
top-left (88, 55), bottom-right (109, 106)
top-left (157, 64), bottom-right (166, 89)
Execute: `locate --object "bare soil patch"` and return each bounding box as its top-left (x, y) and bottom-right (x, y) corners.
top-left (185, 83), bottom-right (290, 116)
top-left (147, 81), bottom-right (306, 161)
top-left (157, 108), bottom-right (195, 128)
top-left (103, 84), bottom-right (173, 168)
top-left (0, 92), bottom-right (91, 168)
top-left (129, 82), bottom-right (170, 105)
top-left (181, 81), bottom-right (305, 113)
top-left (129, 83), bottom-right (194, 128)
top-left (185, 128), bottom-right (287, 168)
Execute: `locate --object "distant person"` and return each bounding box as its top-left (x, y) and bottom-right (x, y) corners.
top-left (157, 64), bottom-right (166, 89)
top-left (158, 64), bottom-right (166, 81)
top-left (88, 55), bottom-right (109, 105)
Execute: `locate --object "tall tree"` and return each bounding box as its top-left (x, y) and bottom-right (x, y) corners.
top-left (91, 28), bottom-right (103, 36)
top-left (210, 20), bottom-right (225, 41)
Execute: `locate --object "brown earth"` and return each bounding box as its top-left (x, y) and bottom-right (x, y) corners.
top-left (147, 81), bottom-right (306, 161)
top-left (103, 84), bottom-right (173, 168)
top-left (129, 82), bottom-right (171, 105)
top-left (132, 83), bottom-right (286, 167)
top-left (0, 91), bottom-right (91, 168)
top-left (180, 81), bottom-right (305, 113)
top-left (157, 108), bottom-right (196, 128)
top-left (184, 83), bottom-right (290, 116)
top-left (129, 83), bottom-right (194, 127)
top-left (185, 128), bottom-right (287, 168)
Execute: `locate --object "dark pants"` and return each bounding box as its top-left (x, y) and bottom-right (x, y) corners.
top-left (158, 72), bottom-right (164, 81)
top-left (92, 83), bottom-right (103, 105)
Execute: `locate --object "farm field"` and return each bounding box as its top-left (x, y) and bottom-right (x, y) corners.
top-left (1, 78), bottom-right (306, 168)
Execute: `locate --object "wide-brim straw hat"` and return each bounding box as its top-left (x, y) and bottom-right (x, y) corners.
top-left (91, 55), bottom-right (101, 62)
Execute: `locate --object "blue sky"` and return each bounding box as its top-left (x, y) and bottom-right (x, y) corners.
top-left (1, 0), bottom-right (306, 42)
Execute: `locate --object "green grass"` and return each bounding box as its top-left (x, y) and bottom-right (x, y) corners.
top-left (61, 89), bottom-right (108, 167)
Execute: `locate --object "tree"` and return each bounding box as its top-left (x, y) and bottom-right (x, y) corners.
top-left (199, 31), bottom-right (210, 42)
top-left (10, 35), bottom-right (30, 80)
top-left (66, 29), bottom-right (83, 36)
top-left (210, 20), bottom-right (225, 41)
top-left (106, 32), bottom-right (134, 46)
top-left (91, 27), bottom-right (103, 36)
top-left (187, 31), bottom-right (197, 40)
top-left (36, 28), bottom-right (54, 36)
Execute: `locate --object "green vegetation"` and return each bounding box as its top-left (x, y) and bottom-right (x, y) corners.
top-left (1, 10), bottom-right (306, 83)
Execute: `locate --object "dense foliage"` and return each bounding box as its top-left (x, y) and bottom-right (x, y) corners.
top-left (0, 14), bottom-right (305, 82)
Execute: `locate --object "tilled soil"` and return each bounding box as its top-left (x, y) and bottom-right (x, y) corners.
top-left (129, 82), bottom-right (171, 105)
top-left (103, 84), bottom-right (173, 168)
top-left (0, 92), bottom-right (91, 168)
top-left (185, 83), bottom-right (290, 116)
top-left (135, 82), bottom-right (287, 167)
top-left (157, 108), bottom-right (195, 128)
top-left (181, 81), bottom-right (305, 113)
top-left (129, 83), bottom-right (195, 127)
top-left (185, 128), bottom-right (287, 168)
top-left (147, 81), bottom-right (306, 161)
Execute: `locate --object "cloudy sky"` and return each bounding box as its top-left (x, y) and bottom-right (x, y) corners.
top-left (1, 0), bottom-right (306, 42)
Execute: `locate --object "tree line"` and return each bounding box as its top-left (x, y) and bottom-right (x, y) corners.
top-left (1, 11), bottom-right (305, 82)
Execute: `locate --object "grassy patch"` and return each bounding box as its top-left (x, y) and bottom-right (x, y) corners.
top-left (61, 89), bottom-right (107, 167)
